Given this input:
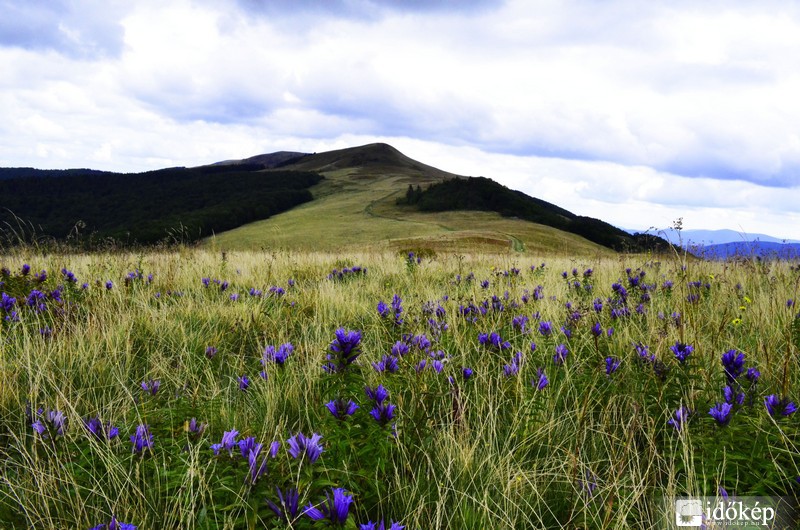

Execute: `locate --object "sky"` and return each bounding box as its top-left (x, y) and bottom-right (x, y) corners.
top-left (1, 0), bottom-right (799, 240)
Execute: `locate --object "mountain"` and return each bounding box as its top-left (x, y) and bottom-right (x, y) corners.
top-left (693, 241), bottom-right (800, 260)
top-left (207, 143), bottom-right (668, 255)
top-left (659, 229), bottom-right (800, 245)
top-left (0, 142), bottom-right (671, 254)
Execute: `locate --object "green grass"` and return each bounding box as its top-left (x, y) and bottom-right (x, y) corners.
top-left (207, 165), bottom-right (612, 256)
top-left (0, 248), bottom-right (799, 528)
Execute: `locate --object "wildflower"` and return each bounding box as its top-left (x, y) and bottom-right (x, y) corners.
top-left (590, 322), bottom-right (603, 337)
top-left (745, 367), bottom-right (761, 383)
top-left (89, 516), bottom-right (137, 530)
top-left (391, 341), bottom-right (409, 357)
top-left (140, 379), bottom-right (160, 396)
top-left (670, 342), bottom-right (693, 364)
top-left (390, 294), bottom-right (403, 325)
top-left (553, 344), bottom-right (569, 365)
top-left (764, 395), bottom-right (798, 417)
top-left (267, 487), bottom-right (300, 523)
top-left (723, 385), bottom-right (744, 405)
top-left (130, 424), bottom-right (154, 454)
top-left (709, 402), bottom-right (733, 426)
top-left (667, 406), bottom-right (690, 430)
top-left (186, 417), bottom-right (206, 435)
top-left (105, 280), bottom-right (113, 290)
top-left (461, 367), bottom-right (474, 381)
top-left (369, 402), bottom-right (396, 426)
top-left (304, 487), bottom-right (354, 525)
top-left (533, 368), bottom-right (548, 390)
top-left (287, 432), bottom-right (324, 463)
top-left (84, 417), bottom-right (119, 441)
top-left (360, 521), bottom-right (405, 530)
top-left (246, 443), bottom-right (268, 484)
top-left (605, 357), bottom-right (620, 375)
top-left (577, 470), bottom-right (598, 498)
top-left (211, 429), bottom-right (239, 456)
top-left (538, 321), bottom-right (553, 336)
top-left (263, 343), bottom-right (294, 366)
top-left (721, 349), bottom-right (745, 382)
top-left (365, 384), bottom-right (390, 404)
top-left (238, 375), bottom-right (250, 390)
top-left (372, 354), bottom-right (399, 373)
top-left (326, 398), bottom-right (359, 420)
top-left (31, 408), bottom-right (67, 439)
top-left (377, 300), bottom-right (389, 318)
top-left (21, 264), bottom-right (30, 276)
top-left (324, 328), bottom-right (363, 373)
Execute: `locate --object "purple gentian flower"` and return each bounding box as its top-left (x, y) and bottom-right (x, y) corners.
top-left (304, 487), bottom-right (353, 525)
top-left (709, 402), bottom-right (733, 426)
top-left (287, 432), bottom-right (324, 463)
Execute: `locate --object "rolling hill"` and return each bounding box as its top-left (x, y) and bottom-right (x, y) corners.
top-left (206, 143), bottom-right (668, 255)
top-left (0, 142), bottom-right (671, 255)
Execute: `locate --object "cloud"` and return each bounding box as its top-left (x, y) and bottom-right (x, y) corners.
top-left (0, 0), bottom-right (126, 58)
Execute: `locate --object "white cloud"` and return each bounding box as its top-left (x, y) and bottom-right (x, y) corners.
top-left (1, 0), bottom-right (799, 240)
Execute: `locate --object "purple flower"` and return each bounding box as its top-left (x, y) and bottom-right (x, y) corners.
top-left (721, 349), bottom-right (745, 382)
top-left (187, 417), bottom-right (206, 435)
top-left (369, 402), bottom-right (396, 426)
top-left (246, 443), bottom-right (268, 484)
top-left (553, 344), bottom-right (569, 365)
top-left (377, 300), bottom-right (389, 318)
top-left (538, 321), bottom-right (553, 336)
top-left (263, 343), bottom-right (294, 366)
top-left (326, 398), bottom-right (359, 420)
top-left (709, 402), bottom-right (733, 426)
top-left (105, 280), bottom-right (113, 290)
top-left (745, 367), bottom-right (761, 383)
top-left (360, 521), bottom-right (405, 530)
top-left (372, 354), bottom-right (400, 373)
top-left (670, 342), bottom-right (693, 364)
top-left (324, 329), bottom-right (363, 373)
top-left (304, 487), bottom-right (353, 525)
top-left (723, 385), bottom-right (744, 405)
top-left (667, 406), bottom-right (690, 430)
top-left (605, 357), bottom-right (620, 375)
top-left (462, 367), bottom-right (474, 381)
top-left (130, 424), bottom-right (154, 454)
top-left (590, 322), bottom-right (603, 337)
top-left (205, 346), bottom-right (218, 359)
top-left (211, 429), bottom-right (239, 456)
top-left (365, 384), bottom-right (390, 404)
top-left (90, 516), bottom-right (137, 530)
top-left (84, 417), bottom-right (119, 441)
top-left (287, 432), bottom-right (324, 463)
top-left (391, 341), bottom-right (409, 357)
top-left (267, 487), bottom-right (300, 522)
top-left (140, 379), bottom-right (160, 396)
top-left (765, 394), bottom-right (798, 417)
top-left (533, 368), bottom-right (548, 390)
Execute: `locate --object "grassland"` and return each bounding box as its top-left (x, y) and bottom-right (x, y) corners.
top-left (0, 247), bottom-right (799, 529)
top-left (207, 167), bottom-right (611, 256)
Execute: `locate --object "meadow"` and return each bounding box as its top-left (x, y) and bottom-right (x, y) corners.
top-left (0, 247), bottom-right (799, 529)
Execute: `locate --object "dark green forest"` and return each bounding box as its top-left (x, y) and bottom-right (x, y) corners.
top-left (403, 177), bottom-right (673, 252)
top-left (0, 165), bottom-right (322, 246)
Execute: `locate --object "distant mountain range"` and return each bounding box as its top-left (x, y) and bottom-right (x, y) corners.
top-left (628, 228), bottom-right (800, 260)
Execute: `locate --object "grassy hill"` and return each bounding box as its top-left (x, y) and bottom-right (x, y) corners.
top-left (208, 143), bottom-right (652, 256)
